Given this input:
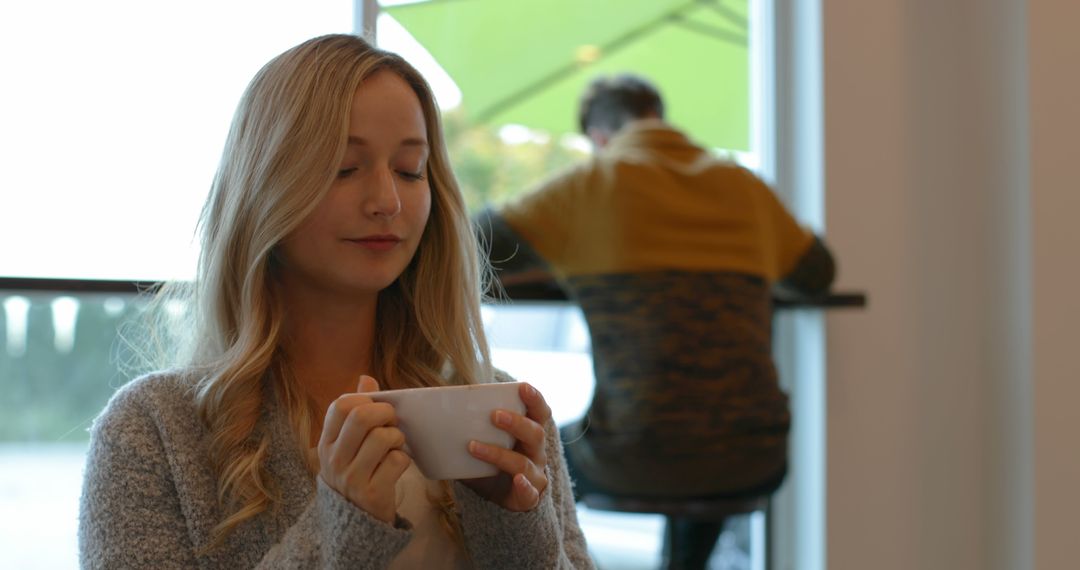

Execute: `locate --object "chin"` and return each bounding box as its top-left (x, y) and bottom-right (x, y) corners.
top-left (345, 273), bottom-right (405, 295)
top-left (325, 258), bottom-right (413, 295)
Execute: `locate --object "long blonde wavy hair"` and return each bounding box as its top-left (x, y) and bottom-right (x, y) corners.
top-left (148, 34), bottom-right (493, 548)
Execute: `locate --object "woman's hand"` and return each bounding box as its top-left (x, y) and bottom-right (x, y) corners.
top-left (462, 382), bottom-right (552, 511)
top-left (318, 375), bottom-right (410, 524)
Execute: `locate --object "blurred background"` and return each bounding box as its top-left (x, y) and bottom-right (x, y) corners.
top-left (1, 1), bottom-right (766, 568)
top-left (2, 1), bottom-right (1078, 569)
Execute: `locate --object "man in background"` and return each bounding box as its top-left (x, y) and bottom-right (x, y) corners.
top-left (474, 74), bottom-right (835, 569)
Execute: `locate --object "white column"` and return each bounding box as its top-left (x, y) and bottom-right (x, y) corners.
top-left (771, 1), bottom-right (827, 568)
top-left (355, 0), bottom-right (379, 42)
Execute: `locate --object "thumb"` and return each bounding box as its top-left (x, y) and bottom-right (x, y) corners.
top-left (357, 374), bottom-right (380, 393)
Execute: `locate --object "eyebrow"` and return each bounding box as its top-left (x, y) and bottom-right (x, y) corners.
top-left (347, 136), bottom-right (428, 148)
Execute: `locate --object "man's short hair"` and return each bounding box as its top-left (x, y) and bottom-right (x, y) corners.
top-left (578, 74), bottom-right (665, 135)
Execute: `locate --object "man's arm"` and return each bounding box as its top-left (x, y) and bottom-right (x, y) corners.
top-left (473, 208), bottom-right (552, 285)
top-left (774, 235), bottom-right (836, 296)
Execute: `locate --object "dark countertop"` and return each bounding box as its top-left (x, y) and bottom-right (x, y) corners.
top-left (494, 279), bottom-right (867, 310)
top-left (0, 276), bottom-right (867, 310)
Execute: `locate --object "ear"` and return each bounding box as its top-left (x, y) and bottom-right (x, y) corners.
top-left (586, 126), bottom-right (611, 149)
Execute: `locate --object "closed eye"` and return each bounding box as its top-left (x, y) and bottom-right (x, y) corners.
top-left (398, 170), bottom-right (426, 182)
top-left (337, 167), bottom-right (358, 179)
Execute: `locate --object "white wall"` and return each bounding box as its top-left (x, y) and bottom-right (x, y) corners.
top-left (821, 1), bottom-right (1079, 569)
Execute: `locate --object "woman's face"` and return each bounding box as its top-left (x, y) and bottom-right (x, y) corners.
top-left (278, 69), bottom-right (432, 301)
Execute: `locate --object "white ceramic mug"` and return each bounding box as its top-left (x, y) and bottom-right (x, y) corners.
top-left (368, 382), bottom-right (526, 480)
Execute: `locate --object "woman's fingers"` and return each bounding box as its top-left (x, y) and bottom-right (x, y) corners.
top-left (369, 449), bottom-right (412, 497)
top-left (487, 383), bottom-right (552, 467)
top-left (468, 439), bottom-right (547, 498)
top-left (320, 393), bottom-right (390, 445)
top-left (319, 397), bottom-right (356, 448)
top-left (320, 400), bottom-right (397, 460)
top-left (519, 383), bottom-right (552, 425)
top-left (513, 473), bottom-right (542, 509)
top-left (492, 408), bottom-right (548, 466)
top-left (343, 429), bottom-right (410, 520)
top-left (347, 425), bottom-right (407, 481)
top-left (357, 374), bottom-right (380, 394)
top-left (321, 375), bottom-right (383, 445)
top-left (316, 377), bottom-right (411, 523)
top-left (459, 382), bottom-right (553, 510)
top-left (466, 440), bottom-right (546, 511)
top-left (469, 440), bottom-right (542, 476)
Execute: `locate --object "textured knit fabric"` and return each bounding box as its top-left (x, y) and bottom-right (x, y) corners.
top-left (78, 372), bottom-right (594, 569)
top-left (561, 271), bottom-right (788, 496)
top-left (488, 121), bottom-right (812, 497)
top-left (389, 463), bottom-right (467, 569)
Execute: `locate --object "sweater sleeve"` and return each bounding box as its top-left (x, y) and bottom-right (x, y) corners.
top-left (256, 480), bottom-right (412, 569)
top-left (497, 164), bottom-right (592, 273)
top-left (78, 380), bottom-right (413, 569)
top-left (452, 419), bottom-right (595, 569)
top-left (751, 173), bottom-right (816, 281)
top-left (79, 385), bottom-right (199, 569)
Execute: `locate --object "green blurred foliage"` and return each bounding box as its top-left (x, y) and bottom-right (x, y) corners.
top-left (0, 294), bottom-right (151, 442)
top-left (442, 110), bottom-right (589, 212)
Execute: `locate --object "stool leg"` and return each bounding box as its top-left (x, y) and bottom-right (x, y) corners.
top-left (661, 516), bottom-right (725, 570)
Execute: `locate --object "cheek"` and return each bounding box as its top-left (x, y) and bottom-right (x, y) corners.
top-left (286, 214), bottom-right (320, 249)
top-left (278, 224), bottom-right (316, 263)
top-left (274, 235), bottom-right (304, 272)
top-left (411, 187), bottom-right (433, 228)
top-left (277, 202), bottom-right (332, 264)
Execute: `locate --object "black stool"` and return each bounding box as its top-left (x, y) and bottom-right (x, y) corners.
top-left (581, 491), bottom-right (772, 570)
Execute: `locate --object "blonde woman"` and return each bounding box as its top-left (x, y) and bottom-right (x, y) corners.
top-left (78, 34), bottom-right (592, 569)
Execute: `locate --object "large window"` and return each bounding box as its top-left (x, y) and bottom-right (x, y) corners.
top-left (0, 1), bottom-right (354, 281)
top-left (1, 2), bottom-right (781, 568)
top-left (373, 1), bottom-right (768, 567)
top-left (377, 0), bottom-right (759, 209)
top-left (0, 3), bottom-right (354, 567)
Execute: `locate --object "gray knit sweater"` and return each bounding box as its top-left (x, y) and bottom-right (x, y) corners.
top-left (78, 372), bottom-right (594, 569)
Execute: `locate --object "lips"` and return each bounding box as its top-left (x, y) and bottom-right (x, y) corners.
top-left (345, 234), bottom-right (402, 251)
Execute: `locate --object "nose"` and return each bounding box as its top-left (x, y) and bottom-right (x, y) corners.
top-left (364, 168), bottom-right (402, 219)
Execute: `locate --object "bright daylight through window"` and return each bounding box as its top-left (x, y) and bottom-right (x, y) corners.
top-left (1, 1), bottom-right (765, 568)
top-left (0, 2), bottom-right (354, 567)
